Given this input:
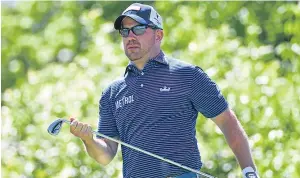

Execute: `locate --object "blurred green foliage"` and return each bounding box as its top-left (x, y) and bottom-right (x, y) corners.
top-left (1, 1), bottom-right (300, 178)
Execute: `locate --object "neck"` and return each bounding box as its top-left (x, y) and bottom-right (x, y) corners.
top-left (134, 49), bottom-right (161, 70)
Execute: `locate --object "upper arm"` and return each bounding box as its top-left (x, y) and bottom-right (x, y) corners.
top-left (97, 87), bottom-right (120, 158)
top-left (212, 108), bottom-right (242, 136)
top-left (190, 66), bottom-right (228, 118)
top-left (97, 87), bottom-right (119, 139)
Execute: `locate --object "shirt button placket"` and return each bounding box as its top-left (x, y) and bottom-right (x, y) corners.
top-left (140, 71), bottom-right (144, 88)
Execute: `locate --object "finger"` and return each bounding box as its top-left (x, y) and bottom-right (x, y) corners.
top-left (75, 122), bottom-right (83, 133)
top-left (83, 126), bottom-right (93, 141)
top-left (82, 124), bottom-right (88, 133)
top-left (69, 117), bottom-right (75, 123)
top-left (70, 120), bottom-right (78, 132)
top-left (70, 120), bottom-right (78, 128)
top-left (81, 124), bottom-right (88, 136)
top-left (79, 124), bottom-right (92, 141)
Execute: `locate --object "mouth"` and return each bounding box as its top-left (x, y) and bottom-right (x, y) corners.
top-left (127, 45), bottom-right (140, 50)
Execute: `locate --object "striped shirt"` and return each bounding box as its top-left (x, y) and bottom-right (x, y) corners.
top-left (97, 51), bottom-right (228, 178)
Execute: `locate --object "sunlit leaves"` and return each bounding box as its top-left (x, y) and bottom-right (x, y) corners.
top-left (2, 1), bottom-right (300, 178)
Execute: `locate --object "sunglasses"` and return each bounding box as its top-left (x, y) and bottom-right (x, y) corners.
top-left (119, 25), bottom-right (158, 38)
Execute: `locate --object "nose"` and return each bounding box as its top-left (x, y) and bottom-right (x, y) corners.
top-left (127, 29), bottom-right (137, 38)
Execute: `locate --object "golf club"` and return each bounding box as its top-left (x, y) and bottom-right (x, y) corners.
top-left (47, 118), bottom-right (216, 178)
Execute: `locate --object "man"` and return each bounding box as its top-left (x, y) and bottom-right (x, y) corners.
top-left (70, 3), bottom-right (259, 178)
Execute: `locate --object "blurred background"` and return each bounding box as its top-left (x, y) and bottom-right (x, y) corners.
top-left (1, 1), bottom-right (300, 178)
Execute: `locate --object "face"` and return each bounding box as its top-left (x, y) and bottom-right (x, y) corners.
top-left (121, 17), bottom-right (156, 61)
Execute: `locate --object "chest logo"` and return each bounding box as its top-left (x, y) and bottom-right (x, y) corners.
top-left (115, 95), bottom-right (134, 109)
top-left (160, 86), bottom-right (171, 92)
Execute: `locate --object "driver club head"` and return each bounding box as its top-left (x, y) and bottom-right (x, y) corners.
top-left (47, 118), bottom-right (70, 136)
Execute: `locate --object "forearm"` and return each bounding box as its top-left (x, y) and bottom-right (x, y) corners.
top-left (223, 116), bottom-right (256, 170)
top-left (82, 137), bottom-right (115, 165)
top-left (213, 109), bottom-right (257, 171)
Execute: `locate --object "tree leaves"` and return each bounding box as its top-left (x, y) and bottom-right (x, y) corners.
top-left (1, 1), bottom-right (299, 177)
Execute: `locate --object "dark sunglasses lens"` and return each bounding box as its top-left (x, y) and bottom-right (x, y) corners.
top-left (132, 26), bottom-right (147, 35)
top-left (120, 29), bottom-right (129, 37)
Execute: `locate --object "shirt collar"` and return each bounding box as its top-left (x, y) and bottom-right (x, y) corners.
top-left (147, 50), bottom-right (168, 65)
top-left (124, 51), bottom-right (168, 75)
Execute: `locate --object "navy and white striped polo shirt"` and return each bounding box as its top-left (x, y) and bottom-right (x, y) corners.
top-left (97, 51), bottom-right (228, 178)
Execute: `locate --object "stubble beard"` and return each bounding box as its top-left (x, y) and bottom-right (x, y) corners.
top-left (125, 48), bottom-right (145, 61)
top-left (125, 38), bottom-right (155, 62)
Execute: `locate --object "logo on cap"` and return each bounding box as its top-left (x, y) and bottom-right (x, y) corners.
top-left (124, 5), bottom-right (141, 13)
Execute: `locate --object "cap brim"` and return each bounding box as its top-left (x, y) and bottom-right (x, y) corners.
top-left (114, 14), bottom-right (148, 30)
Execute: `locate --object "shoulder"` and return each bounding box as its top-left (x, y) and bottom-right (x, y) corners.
top-left (165, 56), bottom-right (213, 84)
top-left (101, 76), bottom-right (126, 98)
top-left (165, 56), bottom-right (202, 75)
top-left (166, 56), bottom-right (196, 69)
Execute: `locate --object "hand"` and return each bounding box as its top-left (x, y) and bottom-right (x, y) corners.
top-left (69, 117), bottom-right (93, 143)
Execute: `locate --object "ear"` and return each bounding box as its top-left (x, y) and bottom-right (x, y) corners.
top-left (156, 30), bottom-right (163, 42)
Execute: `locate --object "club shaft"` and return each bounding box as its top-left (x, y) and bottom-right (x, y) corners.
top-left (65, 120), bottom-right (215, 178)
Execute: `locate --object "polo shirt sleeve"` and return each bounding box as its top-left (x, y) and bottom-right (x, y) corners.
top-left (97, 86), bottom-right (119, 138)
top-left (190, 66), bottom-right (228, 118)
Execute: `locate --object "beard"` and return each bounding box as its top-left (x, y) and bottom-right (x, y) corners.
top-left (124, 38), bottom-right (154, 61)
top-left (125, 48), bottom-right (146, 61)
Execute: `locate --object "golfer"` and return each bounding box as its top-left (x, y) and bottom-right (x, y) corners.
top-left (70, 3), bottom-right (259, 178)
